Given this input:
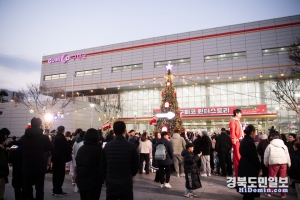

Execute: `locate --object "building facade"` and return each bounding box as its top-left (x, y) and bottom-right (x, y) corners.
top-left (37, 14), bottom-right (300, 134)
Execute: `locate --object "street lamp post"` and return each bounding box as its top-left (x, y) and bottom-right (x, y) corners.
top-left (90, 104), bottom-right (95, 128)
top-left (72, 74), bottom-right (76, 100)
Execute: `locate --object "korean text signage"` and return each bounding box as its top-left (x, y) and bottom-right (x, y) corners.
top-left (48, 53), bottom-right (86, 64)
top-left (153, 104), bottom-right (267, 117)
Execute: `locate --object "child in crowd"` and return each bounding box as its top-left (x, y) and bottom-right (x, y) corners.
top-left (181, 143), bottom-right (202, 198)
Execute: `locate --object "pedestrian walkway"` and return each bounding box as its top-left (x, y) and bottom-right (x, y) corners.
top-left (4, 171), bottom-right (298, 199)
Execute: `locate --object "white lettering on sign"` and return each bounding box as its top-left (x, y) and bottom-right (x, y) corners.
top-left (48, 53), bottom-right (86, 64)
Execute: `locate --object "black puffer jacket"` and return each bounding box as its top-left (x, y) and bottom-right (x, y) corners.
top-left (51, 133), bottom-right (72, 164)
top-left (153, 138), bottom-right (174, 166)
top-left (76, 141), bottom-right (103, 190)
top-left (19, 128), bottom-right (53, 175)
top-left (181, 149), bottom-right (202, 190)
top-left (0, 146), bottom-right (9, 179)
top-left (215, 132), bottom-right (232, 153)
top-left (199, 135), bottom-right (212, 155)
top-left (8, 145), bottom-right (23, 188)
top-left (101, 135), bottom-right (139, 185)
top-left (288, 150), bottom-right (300, 182)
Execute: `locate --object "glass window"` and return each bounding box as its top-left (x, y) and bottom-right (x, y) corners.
top-left (44, 75), bottom-right (51, 81)
top-left (93, 69), bottom-right (101, 74)
top-left (154, 58), bottom-right (190, 68)
top-left (204, 51), bottom-right (246, 62)
top-left (51, 74), bottom-right (59, 79)
top-left (85, 70), bottom-right (93, 76)
top-left (59, 73), bottom-right (66, 79)
top-left (112, 64), bottom-right (142, 72)
top-left (76, 71), bottom-right (85, 76)
top-left (262, 46), bottom-right (291, 56)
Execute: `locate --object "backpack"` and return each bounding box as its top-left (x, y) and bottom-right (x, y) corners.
top-left (155, 143), bottom-right (167, 160)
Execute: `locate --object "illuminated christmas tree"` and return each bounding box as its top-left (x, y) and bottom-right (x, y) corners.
top-left (155, 63), bottom-right (184, 133)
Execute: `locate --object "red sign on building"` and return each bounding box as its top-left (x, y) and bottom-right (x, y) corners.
top-left (153, 104), bottom-right (267, 117)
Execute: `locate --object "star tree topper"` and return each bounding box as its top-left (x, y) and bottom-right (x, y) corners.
top-left (166, 62), bottom-right (173, 71)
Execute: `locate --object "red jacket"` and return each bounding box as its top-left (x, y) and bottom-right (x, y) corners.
top-left (229, 118), bottom-right (243, 144)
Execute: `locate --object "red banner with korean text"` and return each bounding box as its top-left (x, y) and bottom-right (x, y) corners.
top-left (153, 104), bottom-right (267, 117)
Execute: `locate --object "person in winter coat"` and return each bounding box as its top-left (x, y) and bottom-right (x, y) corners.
top-left (229, 109), bottom-right (243, 180)
top-left (170, 129), bottom-right (186, 177)
top-left (199, 131), bottom-right (212, 177)
top-left (72, 131), bottom-right (85, 192)
top-left (76, 128), bottom-right (103, 200)
top-left (151, 132), bottom-right (163, 183)
top-left (193, 133), bottom-right (202, 170)
top-left (51, 126), bottom-right (72, 196)
top-left (19, 117), bottom-right (53, 200)
top-left (215, 128), bottom-right (233, 176)
top-left (264, 132), bottom-right (291, 198)
top-left (101, 121), bottom-right (139, 200)
top-left (138, 133), bottom-right (152, 174)
top-left (287, 133), bottom-right (297, 156)
top-left (238, 125), bottom-right (261, 200)
top-left (0, 134), bottom-right (8, 200)
top-left (288, 140), bottom-right (300, 200)
top-left (256, 134), bottom-right (269, 177)
top-left (153, 131), bottom-right (174, 189)
top-left (182, 143), bottom-right (202, 198)
top-left (9, 143), bottom-right (36, 200)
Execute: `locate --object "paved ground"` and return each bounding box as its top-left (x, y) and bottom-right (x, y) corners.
top-left (3, 171), bottom-right (298, 200)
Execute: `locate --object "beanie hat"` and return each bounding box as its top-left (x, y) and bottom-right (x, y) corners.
top-left (260, 134), bottom-right (268, 140)
top-left (202, 131), bottom-right (208, 136)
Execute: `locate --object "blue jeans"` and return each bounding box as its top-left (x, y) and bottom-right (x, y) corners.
top-left (185, 188), bottom-right (193, 194)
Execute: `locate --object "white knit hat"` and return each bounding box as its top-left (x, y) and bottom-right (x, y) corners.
top-left (260, 134), bottom-right (268, 140)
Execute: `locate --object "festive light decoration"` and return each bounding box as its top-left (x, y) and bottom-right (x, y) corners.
top-left (155, 63), bottom-right (184, 132)
top-left (162, 126), bottom-right (168, 132)
top-left (166, 63), bottom-right (173, 71)
top-left (165, 101), bottom-right (169, 108)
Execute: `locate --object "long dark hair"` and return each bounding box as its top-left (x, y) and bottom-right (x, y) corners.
top-left (244, 124), bottom-right (255, 135)
top-left (141, 133), bottom-right (147, 142)
top-left (259, 139), bottom-right (269, 149)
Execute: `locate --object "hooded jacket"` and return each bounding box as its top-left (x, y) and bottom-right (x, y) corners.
top-left (264, 139), bottom-right (291, 167)
top-left (170, 133), bottom-right (186, 155)
top-left (229, 117), bottom-right (243, 144)
top-left (19, 128), bottom-right (53, 175)
top-left (181, 149), bottom-right (202, 190)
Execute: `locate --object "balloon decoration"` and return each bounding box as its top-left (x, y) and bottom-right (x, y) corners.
top-left (161, 90), bottom-right (164, 96)
top-left (174, 90), bottom-right (177, 98)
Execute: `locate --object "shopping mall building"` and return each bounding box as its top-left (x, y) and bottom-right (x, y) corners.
top-left (14, 15), bottom-right (300, 135)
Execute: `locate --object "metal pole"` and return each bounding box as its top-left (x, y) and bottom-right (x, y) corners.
top-left (90, 108), bottom-right (94, 128)
top-left (72, 74), bottom-right (74, 100)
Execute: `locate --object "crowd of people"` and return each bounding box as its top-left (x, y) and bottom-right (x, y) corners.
top-left (0, 109), bottom-right (299, 200)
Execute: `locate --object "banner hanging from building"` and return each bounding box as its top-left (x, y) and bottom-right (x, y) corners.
top-left (153, 104), bottom-right (267, 117)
